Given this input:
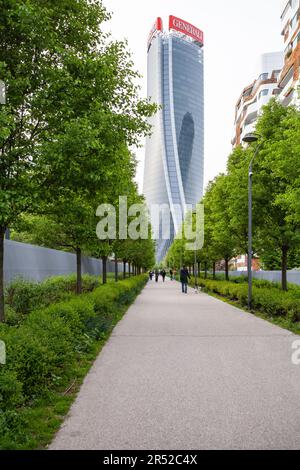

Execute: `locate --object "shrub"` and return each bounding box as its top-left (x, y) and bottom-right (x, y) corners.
top-left (0, 274), bottom-right (147, 405)
top-left (197, 277), bottom-right (300, 321)
top-left (0, 274), bottom-right (148, 449)
top-left (4, 318), bottom-right (73, 397)
top-left (4, 306), bottom-right (23, 326)
top-left (5, 274), bottom-right (100, 315)
top-left (0, 369), bottom-right (24, 410)
top-left (0, 410), bottom-right (29, 449)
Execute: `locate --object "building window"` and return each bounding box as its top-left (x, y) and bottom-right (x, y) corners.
top-left (259, 89), bottom-right (269, 99)
top-left (273, 70), bottom-right (281, 79)
top-left (291, 11), bottom-right (298, 29)
top-left (258, 72), bottom-right (268, 81)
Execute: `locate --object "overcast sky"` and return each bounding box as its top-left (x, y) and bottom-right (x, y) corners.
top-left (103, 0), bottom-right (284, 193)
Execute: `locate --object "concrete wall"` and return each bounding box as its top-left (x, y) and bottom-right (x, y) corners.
top-left (217, 270), bottom-right (300, 286)
top-left (4, 240), bottom-right (124, 284)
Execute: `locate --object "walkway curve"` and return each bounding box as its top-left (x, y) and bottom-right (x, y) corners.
top-left (50, 279), bottom-right (300, 450)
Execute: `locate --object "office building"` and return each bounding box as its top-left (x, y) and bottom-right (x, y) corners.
top-left (143, 16), bottom-right (204, 261)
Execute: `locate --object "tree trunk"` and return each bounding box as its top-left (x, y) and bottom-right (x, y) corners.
top-left (204, 262), bottom-right (208, 279)
top-left (213, 262), bottom-right (216, 280)
top-left (114, 255), bottom-right (118, 282)
top-left (225, 258), bottom-right (229, 281)
top-left (102, 255), bottom-right (107, 284)
top-left (192, 264), bottom-right (195, 276)
top-left (0, 227), bottom-right (5, 322)
top-left (76, 247), bottom-right (82, 294)
top-left (197, 261), bottom-right (200, 279)
top-left (281, 245), bottom-right (288, 291)
top-left (123, 260), bottom-right (126, 279)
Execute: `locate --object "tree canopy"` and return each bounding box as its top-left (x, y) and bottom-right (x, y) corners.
top-left (166, 98), bottom-right (300, 291)
top-left (0, 0), bottom-right (157, 321)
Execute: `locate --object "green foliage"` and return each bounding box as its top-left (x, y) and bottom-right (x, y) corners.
top-left (0, 275), bottom-right (147, 449)
top-left (5, 274), bottom-right (99, 315)
top-left (4, 305), bottom-right (23, 326)
top-left (0, 0), bottom-right (157, 321)
top-left (0, 369), bottom-right (24, 409)
top-left (198, 278), bottom-right (300, 322)
top-left (166, 99), bottom-right (300, 291)
top-left (0, 410), bottom-right (28, 449)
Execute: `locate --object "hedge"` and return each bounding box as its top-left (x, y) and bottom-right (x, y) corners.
top-left (196, 278), bottom-right (300, 322)
top-left (5, 274), bottom-right (100, 318)
top-left (0, 274), bottom-right (147, 449)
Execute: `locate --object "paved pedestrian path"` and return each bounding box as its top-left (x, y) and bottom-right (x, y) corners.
top-left (50, 279), bottom-right (300, 450)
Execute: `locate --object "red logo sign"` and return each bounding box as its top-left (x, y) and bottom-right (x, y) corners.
top-left (169, 15), bottom-right (204, 45)
top-left (147, 17), bottom-right (163, 49)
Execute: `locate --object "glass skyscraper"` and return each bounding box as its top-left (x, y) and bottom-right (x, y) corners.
top-left (143, 16), bottom-right (204, 262)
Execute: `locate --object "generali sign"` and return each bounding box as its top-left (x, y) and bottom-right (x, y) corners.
top-left (147, 17), bottom-right (163, 49)
top-left (169, 15), bottom-right (204, 45)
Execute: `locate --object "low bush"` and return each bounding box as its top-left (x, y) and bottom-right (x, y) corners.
top-left (197, 278), bottom-right (300, 322)
top-left (5, 274), bottom-right (100, 315)
top-left (0, 274), bottom-right (147, 449)
top-left (0, 369), bottom-right (24, 409)
top-left (4, 306), bottom-right (23, 326)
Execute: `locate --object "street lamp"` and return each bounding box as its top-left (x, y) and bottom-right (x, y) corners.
top-left (180, 208), bottom-right (184, 270)
top-left (242, 132), bottom-right (262, 310)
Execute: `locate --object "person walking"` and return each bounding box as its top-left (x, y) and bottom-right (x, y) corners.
top-left (169, 269), bottom-right (173, 281)
top-left (180, 266), bottom-right (190, 294)
top-left (149, 271), bottom-right (153, 281)
top-left (155, 270), bottom-right (159, 283)
top-left (161, 269), bottom-right (166, 282)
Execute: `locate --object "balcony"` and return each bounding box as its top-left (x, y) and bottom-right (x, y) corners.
top-left (281, 88), bottom-right (295, 106)
top-left (245, 100), bottom-right (258, 116)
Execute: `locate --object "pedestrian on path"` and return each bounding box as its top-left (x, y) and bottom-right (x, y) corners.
top-left (169, 269), bottom-right (173, 281)
top-left (180, 266), bottom-right (190, 294)
top-left (155, 270), bottom-right (159, 282)
top-left (149, 271), bottom-right (153, 281)
top-left (161, 269), bottom-right (166, 282)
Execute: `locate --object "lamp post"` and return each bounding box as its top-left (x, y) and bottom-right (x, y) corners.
top-left (192, 209), bottom-right (198, 291)
top-left (180, 208), bottom-right (184, 270)
top-left (242, 132), bottom-right (262, 310)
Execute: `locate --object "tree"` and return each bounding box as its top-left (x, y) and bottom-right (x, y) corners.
top-left (254, 100), bottom-right (300, 290)
top-left (203, 175), bottom-right (237, 280)
top-left (13, 191), bottom-right (97, 294)
top-left (0, 0), bottom-right (157, 321)
top-left (0, 0), bottom-right (111, 320)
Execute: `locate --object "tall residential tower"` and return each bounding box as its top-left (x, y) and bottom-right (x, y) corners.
top-left (143, 16), bottom-right (204, 262)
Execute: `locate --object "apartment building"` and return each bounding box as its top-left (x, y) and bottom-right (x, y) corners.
top-left (232, 52), bottom-right (284, 147)
top-left (279, 0), bottom-right (300, 106)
